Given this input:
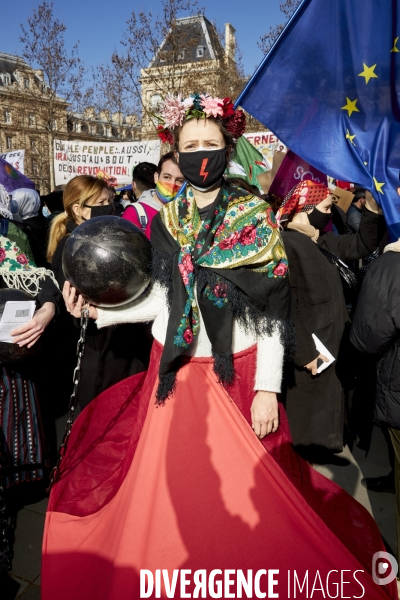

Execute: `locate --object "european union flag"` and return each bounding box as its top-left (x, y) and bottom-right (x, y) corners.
top-left (236, 0), bottom-right (400, 238)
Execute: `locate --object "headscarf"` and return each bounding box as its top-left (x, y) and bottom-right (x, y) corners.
top-left (276, 180), bottom-right (330, 224)
top-left (11, 188), bottom-right (41, 220)
top-left (151, 179), bottom-right (294, 403)
top-left (0, 184), bottom-right (13, 220)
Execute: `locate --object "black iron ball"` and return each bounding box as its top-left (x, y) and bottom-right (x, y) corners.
top-left (62, 216), bottom-right (152, 307)
top-left (0, 288), bottom-right (39, 366)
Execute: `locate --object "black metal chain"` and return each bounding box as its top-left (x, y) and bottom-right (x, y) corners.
top-left (48, 306), bottom-right (89, 491)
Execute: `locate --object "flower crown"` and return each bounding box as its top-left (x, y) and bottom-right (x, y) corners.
top-left (156, 93), bottom-right (246, 145)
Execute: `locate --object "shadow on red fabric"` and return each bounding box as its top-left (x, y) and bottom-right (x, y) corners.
top-left (42, 342), bottom-right (397, 600)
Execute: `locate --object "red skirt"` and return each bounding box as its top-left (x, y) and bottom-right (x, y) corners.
top-left (42, 342), bottom-right (396, 599)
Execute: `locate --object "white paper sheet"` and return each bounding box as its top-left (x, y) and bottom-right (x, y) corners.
top-left (312, 334), bottom-right (336, 374)
top-left (0, 301), bottom-right (36, 343)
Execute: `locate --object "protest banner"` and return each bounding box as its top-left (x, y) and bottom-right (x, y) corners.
top-left (244, 132), bottom-right (286, 170)
top-left (54, 139), bottom-right (161, 187)
top-left (0, 150), bottom-right (25, 174)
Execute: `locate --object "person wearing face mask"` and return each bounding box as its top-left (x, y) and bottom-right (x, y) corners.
top-left (123, 153), bottom-right (185, 239)
top-left (42, 95), bottom-right (393, 600)
top-left (46, 175), bottom-right (152, 409)
top-left (276, 180), bottom-right (383, 461)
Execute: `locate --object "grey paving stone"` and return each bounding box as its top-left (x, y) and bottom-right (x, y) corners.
top-left (24, 497), bottom-right (48, 516)
top-left (351, 424), bottom-right (392, 468)
top-left (315, 446), bottom-right (396, 556)
top-left (18, 584), bottom-right (40, 600)
top-left (10, 509), bottom-right (44, 583)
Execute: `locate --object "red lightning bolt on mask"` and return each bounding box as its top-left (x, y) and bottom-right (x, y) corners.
top-left (199, 158), bottom-right (209, 183)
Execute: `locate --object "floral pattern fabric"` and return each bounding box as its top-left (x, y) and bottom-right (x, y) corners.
top-left (0, 236), bottom-right (35, 272)
top-left (160, 183), bottom-right (289, 351)
top-left (152, 180), bottom-right (292, 402)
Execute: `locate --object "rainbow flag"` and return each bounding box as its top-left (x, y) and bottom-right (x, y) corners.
top-left (0, 157), bottom-right (35, 193)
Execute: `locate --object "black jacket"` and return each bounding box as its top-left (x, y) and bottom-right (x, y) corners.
top-left (52, 227), bottom-right (152, 408)
top-left (282, 207), bottom-right (383, 453)
top-left (350, 244), bottom-right (400, 429)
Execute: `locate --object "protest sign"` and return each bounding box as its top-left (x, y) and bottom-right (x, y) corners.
top-left (54, 139), bottom-right (161, 187)
top-left (0, 150), bottom-right (25, 174)
top-left (243, 132), bottom-right (286, 170)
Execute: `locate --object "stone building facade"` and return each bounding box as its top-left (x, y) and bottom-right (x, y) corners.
top-left (140, 16), bottom-right (240, 134)
top-left (0, 52), bottom-right (67, 192)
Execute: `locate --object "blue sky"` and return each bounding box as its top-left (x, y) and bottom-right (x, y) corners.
top-left (2, 0), bottom-right (284, 78)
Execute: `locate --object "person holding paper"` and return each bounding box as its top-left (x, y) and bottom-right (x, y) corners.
top-left (276, 180), bottom-right (383, 460)
top-left (0, 236), bottom-right (61, 488)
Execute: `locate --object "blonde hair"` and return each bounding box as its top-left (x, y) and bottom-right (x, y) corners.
top-left (47, 175), bottom-right (110, 262)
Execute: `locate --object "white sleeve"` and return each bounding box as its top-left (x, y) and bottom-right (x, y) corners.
top-left (96, 282), bottom-right (164, 329)
top-left (254, 329), bottom-right (284, 393)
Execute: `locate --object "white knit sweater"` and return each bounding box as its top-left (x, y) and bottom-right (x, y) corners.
top-left (96, 283), bottom-right (284, 392)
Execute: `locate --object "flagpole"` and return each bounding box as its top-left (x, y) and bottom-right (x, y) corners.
top-left (234, 0), bottom-right (309, 108)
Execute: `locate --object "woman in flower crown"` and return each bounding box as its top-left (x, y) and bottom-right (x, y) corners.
top-left (42, 93), bottom-right (396, 600)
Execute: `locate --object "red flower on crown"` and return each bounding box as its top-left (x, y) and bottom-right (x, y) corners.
top-left (225, 109), bottom-right (246, 139)
top-left (157, 125), bottom-right (174, 145)
top-left (219, 98), bottom-right (235, 119)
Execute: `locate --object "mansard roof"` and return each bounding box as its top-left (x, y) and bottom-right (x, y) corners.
top-left (0, 53), bottom-right (30, 87)
top-left (149, 15), bottom-right (225, 68)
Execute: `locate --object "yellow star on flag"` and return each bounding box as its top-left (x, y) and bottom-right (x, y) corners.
top-left (373, 177), bottom-right (385, 194)
top-left (391, 37), bottom-right (400, 52)
top-left (341, 97), bottom-right (360, 117)
top-left (345, 129), bottom-right (356, 146)
top-left (358, 63), bottom-right (378, 84)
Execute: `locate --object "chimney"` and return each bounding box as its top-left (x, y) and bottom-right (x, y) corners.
top-left (224, 23), bottom-right (236, 61)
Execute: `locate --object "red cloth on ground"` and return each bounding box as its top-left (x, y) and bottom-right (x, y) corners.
top-left (42, 342), bottom-right (396, 599)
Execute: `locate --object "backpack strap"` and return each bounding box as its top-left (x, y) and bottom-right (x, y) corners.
top-left (132, 202), bottom-right (148, 232)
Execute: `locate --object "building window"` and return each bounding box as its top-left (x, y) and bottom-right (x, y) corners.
top-left (4, 111), bottom-right (11, 124)
top-left (32, 159), bottom-right (39, 175)
top-left (31, 139), bottom-right (37, 152)
top-left (105, 126), bottom-right (111, 137)
top-left (90, 124), bottom-right (96, 135)
top-left (177, 50), bottom-right (185, 60)
top-left (125, 129), bottom-right (132, 139)
top-left (81, 123), bottom-right (88, 134)
top-left (0, 73), bottom-right (11, 86)
top-left (49, 119), bottom-right (57, 131)
top-left (29, 113), bottom-right (36, 127)
top-left (6, 136), bottom-right (12, 150)
top-left (196, 46), bottom-right (205, 58)
top-left (150, 93), bottom-right (162, 109)
top-left (24, 78), bottom-right (29, 89)
top-left (73, 121), bottom-right (81, 133)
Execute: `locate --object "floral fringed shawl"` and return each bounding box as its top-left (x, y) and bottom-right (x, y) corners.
top-left (151, 180), bottom-right (294, 402)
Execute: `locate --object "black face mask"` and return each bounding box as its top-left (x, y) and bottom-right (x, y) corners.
top-left (308, 207), bottom-right (332, 231)
top-left (82, 203), bottom-right (115, 219)
top-left (178, 148), bottom-right (227, 191)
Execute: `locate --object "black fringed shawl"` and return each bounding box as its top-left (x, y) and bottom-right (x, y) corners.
top-left (150, 180), bottom-right (294, 403)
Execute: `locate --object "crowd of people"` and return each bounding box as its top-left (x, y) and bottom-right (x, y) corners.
top-left (0, 92), bottom-right (398, 598)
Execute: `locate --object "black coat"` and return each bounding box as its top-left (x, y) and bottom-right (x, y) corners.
top-left (282, 207), bottom-right (382, 454)
top-left (350, 246), bottom-right (400, 429)
top-left (52, 227), bottom-right (152, 409)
